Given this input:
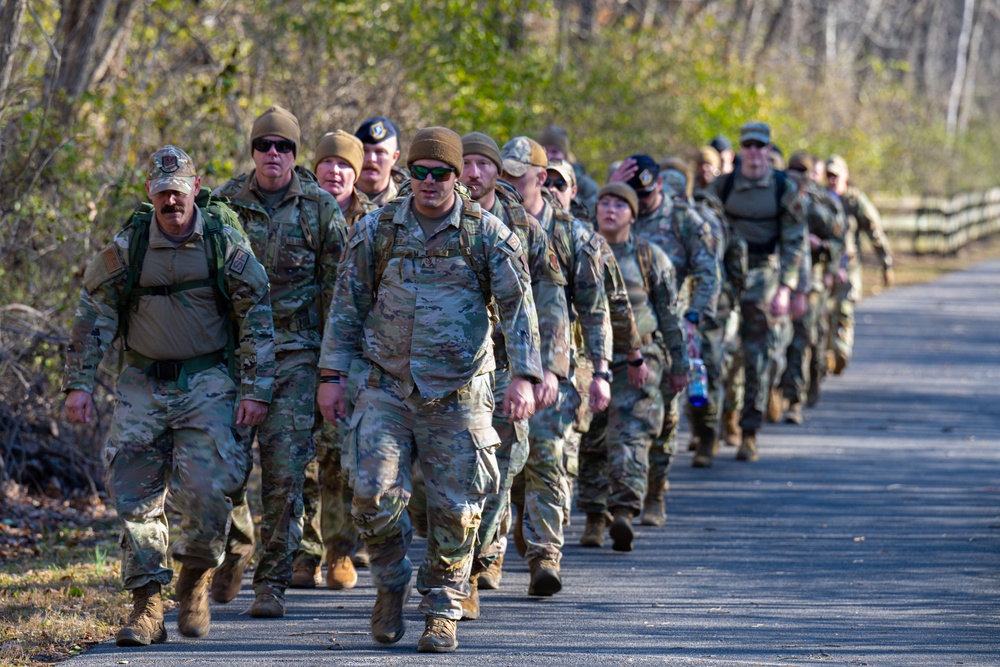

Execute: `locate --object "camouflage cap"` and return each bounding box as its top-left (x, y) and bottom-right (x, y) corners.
top-left (739, 121), bottom-right (771, 146)
top-left (501, 136), bottom-right (547, 177)
top-left (546, 159), bottom-right (576, 188)
top-left (146, 145), bottom-right (197, 195)
top-left (826, 154), bottom-right (849, 177)
top-left (787, 151), bottom-right (815, 173)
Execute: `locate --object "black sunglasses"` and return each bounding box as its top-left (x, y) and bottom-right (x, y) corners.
top-left (545, 178), bottom-right (568, 192)
top-left (409, 164), bottom-right (456, 182)
top-left (740, 140), bottom-right (767, 149)
top-left (252, 138), bottom-right (296, 154)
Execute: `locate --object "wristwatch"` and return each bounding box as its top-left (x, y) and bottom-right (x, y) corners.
top-left (593, 371), bottom-right (612, 382)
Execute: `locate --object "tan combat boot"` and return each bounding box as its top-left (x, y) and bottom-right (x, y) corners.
top-left (115, 581), bottom-right (166, 647)
top-left (417, 616), bottom-right (458, 653)
top-left (639, 478), bottom-right (667, 527)
top-left (478, 553), bottom-right (503, 590)
top-left (371, 585), bottom-right (411, 643)
top-left (784, 401), bottom-right (804, 425)
top-left (327, 554), bottom-right (358, 590)
top-left (722, 410), bottom-right (741, 447)
top-left (290, 560), bottom-right (321, 589)
top-left (579, 512), bottom-right (607, 547)
top-left (175, 566), bottom-right (211, 638)
top-left (736, 430), bottom-right (759, 462)
top-left (210, 556), bottom-right (248, 604)
top-left (766, 387), bottom-right (784, 422)
top-left (249, 585), bottom-right (286, 618)
top-left (527, 558), bottom-right (561, 596)
top-left (609, 507), bottom-right (634, 552)
top-left (460, 573), bottom-right (480, 621)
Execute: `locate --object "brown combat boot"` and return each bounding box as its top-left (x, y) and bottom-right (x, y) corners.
top-left (175, 566), bottom-right (211, 638)
top-left (692, 426), bottom-right (718, 468)
top-left (249, 585), bottom-right (286, 618)
top-left (527, 558), bottom-right (561, 596)
top-left (352, 542), bottom-right (370, 569)
top-left (722, 410), bottom-right (741, 447)
top-left (327, 555), bottom-right (358, 590)
top-left (736, 430), bottom-right (759, 462)
top-left (210, 557), bottom-right (247, 604)
top-left (477, 553), bottom-right (503, 590)
top-left (459, 573), bottom-right (480, 621)
top-left (687, 434), bottom-right (699, 451)
top-left (609, 508), bottom-right (634, 552)
top-left (371, 585), bottom-right (411, 643)
top-left (639, 478), bottom-right (667, 527)
top-left (784, 401), bottom-right (804, 425)
top-left (115, 582), bottom-right (166, 647)
top-left (290, 560), bottom-right (321, 589)
top-left (417, 616), bottom-right (458, 653)
top-left (512, 503), bottom-right (527, 558)
top-left (766, 387), bottom-right (784, 422)
top-left (579, 512), bottom-right (608, 547)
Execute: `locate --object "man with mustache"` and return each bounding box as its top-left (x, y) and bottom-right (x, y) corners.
top-left (213, 106), bottom-right (348, 618)
top-left (63, 145), bottom-right (275, 645)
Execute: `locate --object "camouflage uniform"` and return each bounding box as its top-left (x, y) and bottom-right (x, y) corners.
top-left (63, 198), bottom-right (274, 591)
top-left (515, 199), bottom-right (612, 568)
top-left (320, 193), bottom-right (542, 620)
top-left (578, 236), bottom-right (685, 515)
top-left (298, 188), bottom-right (377, 574)
top-left (633, 196), bottom-right (719, 492)
top-left (710, 170), bottom-right (805, 435)
top-left (829, 186), bottom-right (892, 365)
top-left (214, 167), bottom-right (347, 596)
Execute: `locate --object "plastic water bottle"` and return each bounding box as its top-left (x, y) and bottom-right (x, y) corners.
top-left (688, 358), bottom-right (708, 407)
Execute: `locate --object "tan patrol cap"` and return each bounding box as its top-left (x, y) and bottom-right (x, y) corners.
top-left (826, 154), bottom-right (849, 177)
top-left (146, 145), bottom-right (197, 195)
top-left (545, 159), bottom-right (576, 187)
top-left (501, 137), bottom-right (548, 177)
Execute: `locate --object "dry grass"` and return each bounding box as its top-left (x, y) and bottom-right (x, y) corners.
top-left (860, 233), bottom-right (1000, 298)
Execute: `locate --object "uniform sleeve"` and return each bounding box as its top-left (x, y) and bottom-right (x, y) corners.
top-left (526, 222), bottom-right (571, 378)
top-left (62, 242), bottom-right (127, 394)
top-left (649, 247), bottom-right (687, 374)
top-left (318, 192), bottom-right (349, 335)
top-left (683, 207), bottom-right (721, 323)
top-left (485, 215), bottom-right (543, 384)
top-left (853, 189), bottom-right (893, 269)
top-left (319, 215), bottom-right (377, 373)
top-left (600, 243), bottom-right (642, 356)
top-left (778, 179), bottom-right (807, 290)
top-left (223, 229), bottom-right (275, 403)
top-left (570, 224), bottom-right (613, 365)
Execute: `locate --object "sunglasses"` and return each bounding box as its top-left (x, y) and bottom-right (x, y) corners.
top-left (740, 141), bottom-right (767, 150)
top-left (545, 178), bottom-right (569, 192)
top-left (252, 138), bottom-right (296, 154)
top-left (409, 164), bottom-right (456, 182)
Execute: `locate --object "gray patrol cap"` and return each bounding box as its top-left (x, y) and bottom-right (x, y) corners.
top-left (739, 121), bottom-right (771, 146)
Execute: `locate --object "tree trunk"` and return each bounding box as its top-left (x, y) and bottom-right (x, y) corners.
top-left (51, 0), bottom-right (113, 123)
top-left (946, 0), bottom-right (976, 139)
top-left (0, 0), bottom-right (27, 112)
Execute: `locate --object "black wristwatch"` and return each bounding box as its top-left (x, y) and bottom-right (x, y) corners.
top-left (593, 371), bottom-right (612, 382)
top-left (628, 357), bottom-right (644, 367)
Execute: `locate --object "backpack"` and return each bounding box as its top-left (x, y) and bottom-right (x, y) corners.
top-left (717, 169), bottom-right (788, 256)
top-left (117, 187), bottom-right (241, 378)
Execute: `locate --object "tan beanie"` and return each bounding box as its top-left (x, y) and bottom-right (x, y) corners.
top-left (251, 105), bottom-right (301, 155)
top-left (407, 126), bottom-right (463, 177)
top-left (598, 182), bottom-right (639, 219)
top-left (314, 130), bottom-right (364, 175)
top-left (461, 132), bottom-right (502, 171)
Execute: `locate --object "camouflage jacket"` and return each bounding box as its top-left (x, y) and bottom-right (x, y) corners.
top-left (633, 194), bottom-right (720, 323)
top-left (343, 188), bottom-right (378, 226)
top-left (791, 174), bottom-right (847, 290)
top-left (838, 185), bottom-right (892, 270)
top-left (536, 198), bottom-right (613, 366)
top-left (214, 167), bottom-right (347, 352)
top-left (63, 204), bottom-right (275, 403)
top-left (487, 191), bottom-right (571, 379)
top-left (320, 193), bottom-right (543, 399)
top-left (692, 188), bottom-right (747, 314)
top-left (607, 235), bottom-right (687, 373)
top-left (594, 238), bottom-right (642, 357)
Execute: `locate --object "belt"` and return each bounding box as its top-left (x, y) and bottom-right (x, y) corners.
top-left (747, 253), bottom-right (778, 269)
top-left (124, 349), bottom-right (226, 391)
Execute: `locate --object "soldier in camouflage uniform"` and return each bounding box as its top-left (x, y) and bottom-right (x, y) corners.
top-left (213, 106), bottom-right (348, 618)
top-left (355, 116), bottom-right (408, 207)
top-left (578, 183), bottom-right (687, 551)
top-left (825, 155), bottom-right (894, 374)
top-left (317, 127), bottom-right (542, 653)
top-left (608, 154), bottom-right (719, 524)
top-left (709, 122), bottom-right (806, 461)
top-left (456, 132), bottom-right (571, 619)
top-left (778, 153), bottom-right (846, 423)
top-left (501, 137), bottom-right (614, 598)
top-left (296, 130), bottom-right (377, 591)
top-left (64, 146), bottom-right (275, 646)
top-left (537, 125), bottom-right (598, 222)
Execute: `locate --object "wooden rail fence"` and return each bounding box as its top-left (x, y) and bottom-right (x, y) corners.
top-left (873, 189), bottom-right (1000, 254)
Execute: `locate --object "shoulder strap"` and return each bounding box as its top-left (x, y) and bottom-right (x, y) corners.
top-left (774, 170), bottom-right (787, 213)
top-left (118, 203), bottom-right (155, 350)
top-left (458, 199), bottom-right (491, 303)
top-left (372, 199), bottom-right (403, 297)
top-left (636, 238), bottom-right (653, 296)
top-left (719, 171), bottom-right (736, 206)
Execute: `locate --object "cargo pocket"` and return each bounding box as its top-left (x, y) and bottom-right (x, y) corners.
top-left (467, 426), bottom-right (501, 496)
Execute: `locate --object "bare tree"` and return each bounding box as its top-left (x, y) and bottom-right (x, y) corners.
top-left (0, 0), bottom-right (27, 112)
top-left (946, 0), bottom-right (976, 140)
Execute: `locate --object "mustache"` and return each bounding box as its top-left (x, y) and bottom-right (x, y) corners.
top-left (160, 204), bottom-right (184, 214)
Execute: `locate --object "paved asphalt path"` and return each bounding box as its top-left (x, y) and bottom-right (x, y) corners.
top-left (69, 260), bottom-right (1000, 666)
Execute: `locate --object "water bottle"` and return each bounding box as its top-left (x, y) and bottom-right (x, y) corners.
top-left (688, 358), bottom-right (708, 407)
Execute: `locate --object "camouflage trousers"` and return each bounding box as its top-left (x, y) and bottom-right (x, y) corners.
top-left (739, 262), bottom-right (782, 432)
top-left (346, 364), bottom-right (499, 620)
top-left (688, 310), bottom-right (731, 441)
top-left (767, 315), bottom-right (794, 397)
top-left (829, 262), bottom-right (860, 362)
top-left (578, 345), bottom-right (665, 515)
top-left (227, 348), bottom-right (317, 595)
top-left (723, 307), bottom-right (745, 415)
top-left (296, 416), bottom-right (360, 569)
top-left (106, 364), bottom-right (245, 590)
top-left (513, 376), bottom-right (580, 565)
top-left (781, 290), bottom-right (826, 404)
top-left (472, 369), bottom-right (529, 574)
